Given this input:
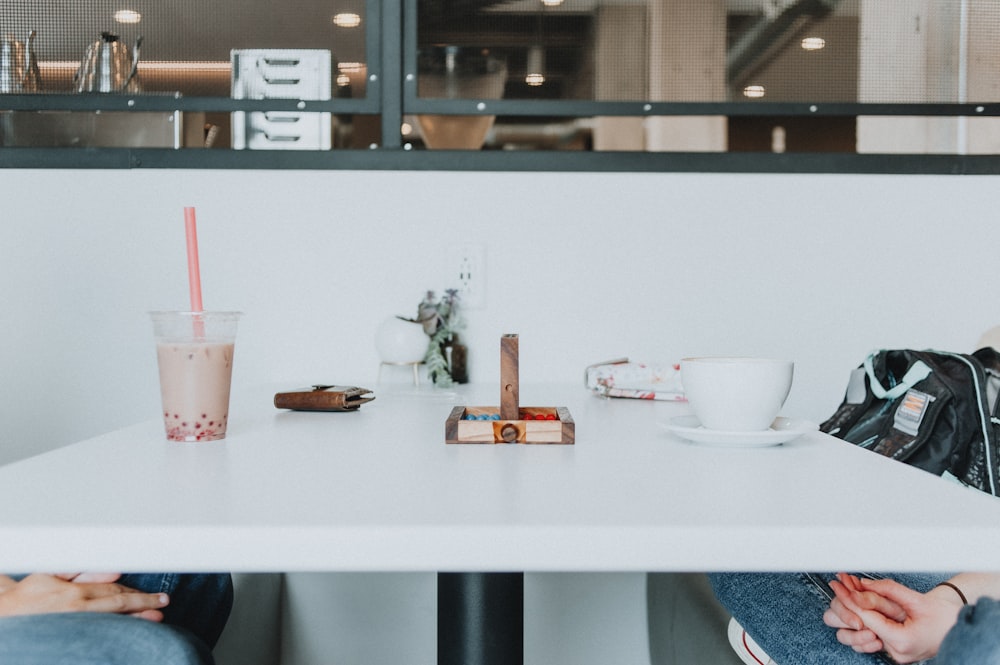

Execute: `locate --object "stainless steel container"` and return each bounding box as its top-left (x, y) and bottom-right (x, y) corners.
top-left (73, 32), bottom-right (143, 93)
top-left (0, 110), bottom-right (181, 148)
top-left (0, 30), bottom-right (40, 93)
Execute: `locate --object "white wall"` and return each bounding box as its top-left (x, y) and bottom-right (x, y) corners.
top-left (4, 168), bottom-right (996, 463)
top-left (3, 168), bottom-right (998, 665)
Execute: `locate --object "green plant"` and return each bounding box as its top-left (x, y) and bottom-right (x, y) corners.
top-left (415, 289), bottom-right (464, 386)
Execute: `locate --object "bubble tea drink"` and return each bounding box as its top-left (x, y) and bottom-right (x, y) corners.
top-left (150, 311), bottom-right (241, 441)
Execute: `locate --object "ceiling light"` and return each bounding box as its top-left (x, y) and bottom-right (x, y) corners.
top-left (541, 0), bottom-right (564, 6)
top-left (338, 62), bottom-right (364, 73)
top-left (801, 37), bottom-right (826, 50)
top-left (743, 85), bottom-right (766, 98)
top-left (332, 13), bottom-right (362, 28)
top-left (114, 9), bottom-right (141, 24)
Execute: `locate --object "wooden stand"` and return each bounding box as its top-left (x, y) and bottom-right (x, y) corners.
top-left (445, 334), bottom-right (575, 445)
top-left (377, 360), bottom-right (422, 386)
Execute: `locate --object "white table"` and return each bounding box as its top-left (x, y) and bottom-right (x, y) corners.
top-left (2, 382), bottom-right (999, 573)
top-left (3, 382), bottom-right (999, 664)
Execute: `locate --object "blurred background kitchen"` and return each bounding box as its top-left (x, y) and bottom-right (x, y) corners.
top-left (2, 0), bottom-right (999, 153)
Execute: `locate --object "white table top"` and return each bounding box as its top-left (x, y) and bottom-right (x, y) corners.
top-left (2, 383), bottom-right (999, 573)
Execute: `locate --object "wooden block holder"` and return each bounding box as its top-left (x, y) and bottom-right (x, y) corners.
top-left (445, 334), bottom-right (575, 444)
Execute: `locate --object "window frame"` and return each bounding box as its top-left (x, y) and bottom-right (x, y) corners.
top-left (1, 0), bottom-right (998, 174)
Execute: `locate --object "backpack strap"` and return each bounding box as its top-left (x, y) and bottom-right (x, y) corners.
top-left (864, 350), bottom-right (932, 400)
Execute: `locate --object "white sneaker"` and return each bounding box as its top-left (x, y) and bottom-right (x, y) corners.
top-left (727, 618), bottom-right (777, 665)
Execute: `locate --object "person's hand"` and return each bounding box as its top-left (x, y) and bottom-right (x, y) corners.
top-left (0, 573), bottom-right (128, 589)
top-left (55, 572), bottom-right (123, 584)
top-left (828, 575), bottom-right (963, 663)
top-left (824, 573), bottom-right (906, 653)
top-left (0, 573), bottom-right (169, 621)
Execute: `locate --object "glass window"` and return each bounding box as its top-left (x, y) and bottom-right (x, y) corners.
top-left (408, 0), bottom-right (1000, 155)
top-left (6, 0), bottom-right (367, 97)
top-left (0, 0), bottom-right (998, 164)
top-left (0, 0), bottom-right (373, 150)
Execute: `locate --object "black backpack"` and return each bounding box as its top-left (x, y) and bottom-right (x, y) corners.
top-left (821, 348), bottom-right (1000, 497)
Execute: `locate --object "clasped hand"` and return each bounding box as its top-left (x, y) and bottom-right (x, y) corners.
top-left (823, 572), bottom-right (963, 664)
top-left (0, 573), bottom-right (169, 621)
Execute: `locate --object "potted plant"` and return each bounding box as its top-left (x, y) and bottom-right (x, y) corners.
top-left (416, 289), bottom-right (467, 386)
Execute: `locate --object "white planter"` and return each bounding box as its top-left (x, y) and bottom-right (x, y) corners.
top-left (375, 317), bottom-right (429, 364)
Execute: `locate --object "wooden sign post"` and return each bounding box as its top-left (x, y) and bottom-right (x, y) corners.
top-left (500, 333), bottom-right (519, 421)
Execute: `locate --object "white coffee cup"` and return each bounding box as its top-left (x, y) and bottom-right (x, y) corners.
top-left (680, 357), bottom-right (794, 431)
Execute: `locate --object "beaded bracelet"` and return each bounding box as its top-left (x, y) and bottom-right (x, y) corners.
top-left (935, 581), bottom-right (969, 605)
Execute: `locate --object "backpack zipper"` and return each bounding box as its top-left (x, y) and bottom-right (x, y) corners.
top-left (939, 351), bottom-right (997, 497)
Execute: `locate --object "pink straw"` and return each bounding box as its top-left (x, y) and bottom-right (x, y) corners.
top-left (184, 207), bottom-right (204, 312)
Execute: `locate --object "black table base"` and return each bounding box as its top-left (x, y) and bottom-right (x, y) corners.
top-left (438, 572), bottom-right (524, 665)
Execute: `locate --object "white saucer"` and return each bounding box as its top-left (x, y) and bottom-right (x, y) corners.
top-left (661, 415), bottom-right (819, 447)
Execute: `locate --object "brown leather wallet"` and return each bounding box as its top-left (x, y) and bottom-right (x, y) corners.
top-left (273, 385), bottom-right (375, 412)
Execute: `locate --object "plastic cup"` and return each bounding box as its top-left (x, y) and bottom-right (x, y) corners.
top-left (150, 311), bottom-right (241, 442)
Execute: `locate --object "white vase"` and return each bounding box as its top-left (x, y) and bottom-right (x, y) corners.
top-left (375, 316), bottom-right (429, 364)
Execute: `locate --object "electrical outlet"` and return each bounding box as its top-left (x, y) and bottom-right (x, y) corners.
top-left (452, 243), bottom-right (486, 308)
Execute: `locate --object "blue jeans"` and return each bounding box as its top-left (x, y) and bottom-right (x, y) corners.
top-left (0, 573), bottom-right (232, 664)
top-left (117, 573), bottom-right (233, 649)
top-left (708, 572), bottom-right (952, 664)
top-left (0, 613), bottom-right (214, 665)
top-left (937, 597), bottom-right (1000, 664)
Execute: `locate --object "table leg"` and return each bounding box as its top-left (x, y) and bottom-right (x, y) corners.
top-left (438, 572), bottom-right (524, 665)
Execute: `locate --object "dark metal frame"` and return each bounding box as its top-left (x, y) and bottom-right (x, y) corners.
top-left (2, 0), bottom-right (1000, 174)
top-left (4, 147), bottom-right (998, 174)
